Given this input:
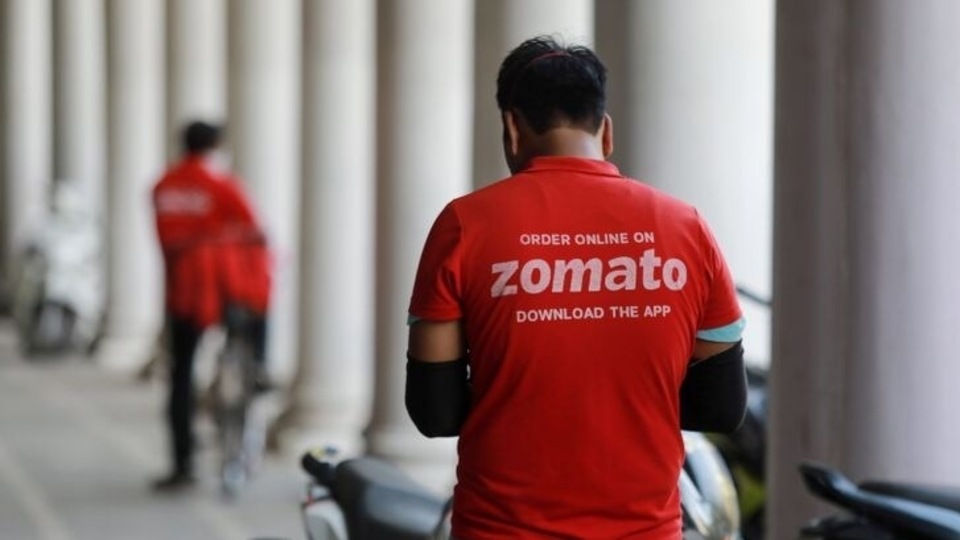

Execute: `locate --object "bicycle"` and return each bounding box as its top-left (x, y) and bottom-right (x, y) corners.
top-left (209, 304), bottom-right (266, 499)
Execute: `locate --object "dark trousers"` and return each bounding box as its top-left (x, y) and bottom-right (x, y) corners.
top-left (166, 312), bottom-right (267, 475)
top-left (167, 316), bottom-right (201, 475)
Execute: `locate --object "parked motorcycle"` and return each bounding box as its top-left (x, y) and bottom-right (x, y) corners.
top-left (709, 364), bottom-right (768, 540)
top-left (299, 431), bottom-right (742, 540)
top-left (800, 462), bottom-right (960, 539)
top-left (706, 284), bottom-right (773, 540)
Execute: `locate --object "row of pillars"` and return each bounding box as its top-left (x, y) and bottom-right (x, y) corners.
top-left (0, 0), bottom-right (774, 492)
top-left (12, 1), bottom-right (958, 538)
top-left (769, 1), bottom-right (960, 537)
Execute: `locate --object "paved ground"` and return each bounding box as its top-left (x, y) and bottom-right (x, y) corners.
top-left (0, 320), bottom-right (306, 540)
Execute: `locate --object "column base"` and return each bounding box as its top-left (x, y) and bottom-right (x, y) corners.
top-left (271, 402), bottom-right (368, 458)
top-left (94, 332), bottom-right (156, 373)
top-left (278, 425), bottom-right (366, 462)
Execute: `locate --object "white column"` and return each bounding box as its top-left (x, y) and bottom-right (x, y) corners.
top-left (283, 0), bottom-right (375, 457)
top-left (769, 1), bottom-right (960, 538)
top-left (228, 0), bottom-right (301, 381)
top-left (53, 0), bottom-right (106, 206)
top-left (596, 0), bottom-right (775, 365)
top-left (472, 0), bottom-right (594, 188)
top-left (1, 0), bottom-right (53, 299)
top-left (166, 0), bottom-right (226, 156)
top-left (98, 0), bottom-right (165, 370)
top-left (368, 0), bottom-right (473, 492)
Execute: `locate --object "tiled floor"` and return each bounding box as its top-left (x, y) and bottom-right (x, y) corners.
top-left (0, 321), bottom-right (305, 540)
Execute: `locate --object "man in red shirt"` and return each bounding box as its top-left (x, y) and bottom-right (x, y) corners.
top-left (407, 37), bottom-right (747, 538)
top-left (151, 121), bottom-right (271, 491)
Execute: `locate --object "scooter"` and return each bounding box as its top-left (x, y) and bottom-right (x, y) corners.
top-left (799, 462), bottom-right (960, 539)
top-left (299, 431), bottom-right (742, 540)
top-left (10, 179), bottom-right (104, 356)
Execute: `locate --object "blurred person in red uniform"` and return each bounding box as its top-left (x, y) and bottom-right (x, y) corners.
top-left (406, 36), bottom-right (748, 539)
top-left (151, 121), bottom-right (272, 491)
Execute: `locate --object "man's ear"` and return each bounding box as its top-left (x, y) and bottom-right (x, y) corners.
top-left (503, 110), bottom-right (521, 157)
top-left (601, 113), bottom-right (614, 159)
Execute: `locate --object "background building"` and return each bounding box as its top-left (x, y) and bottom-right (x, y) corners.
top-left (3, 1), bottom-right (957, 539)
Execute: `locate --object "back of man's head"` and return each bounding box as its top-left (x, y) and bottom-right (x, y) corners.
top-left (182, 121), bottom-right (222, 155)
top-left (496, 36), bottom-right (608, 135)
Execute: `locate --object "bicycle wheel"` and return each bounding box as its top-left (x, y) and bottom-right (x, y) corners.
top-left (216, 329), bottom-right (256, 499)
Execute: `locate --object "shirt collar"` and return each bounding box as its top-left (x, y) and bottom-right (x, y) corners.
top-left (179, 154), bottom-right (216, 172)
top-left (520, 156), bottom-right (622, 178)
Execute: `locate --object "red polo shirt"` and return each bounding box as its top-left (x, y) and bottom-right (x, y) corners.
top-left (409, 157), bottom-right (741, 539)
top-left (153, 156), bottom-right (271, 328)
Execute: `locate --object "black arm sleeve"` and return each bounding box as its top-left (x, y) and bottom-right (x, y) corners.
top-left (405, 355), bottom-right (471, 438)
top-left (680, 341), bottom-right (747, 433)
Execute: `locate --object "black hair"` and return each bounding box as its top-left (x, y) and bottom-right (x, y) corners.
top-left (182, 121), bottom-right (222, 154)
top-left (496, 35), bottom-right (607, 134)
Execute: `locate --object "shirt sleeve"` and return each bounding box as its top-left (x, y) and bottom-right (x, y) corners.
top-left (408, 203), bottom-right (464, 322)
top-left (151, 183), bottom-right (169, 252)
top-left (696, 213), bottom-right (743, 332)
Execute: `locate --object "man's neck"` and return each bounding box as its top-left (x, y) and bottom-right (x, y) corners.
top-left (529, 127), bottom-right (604, 161)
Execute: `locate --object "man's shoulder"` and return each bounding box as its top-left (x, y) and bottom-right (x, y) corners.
top-left (162, 162), bottom-right (233, 188)
top-left (153, 162), bottom-right (234, 211)
top-left (611, 176), bottom-right (703, 223)
top-left (447, 174), bottom-right (529, 209)
top-left (153, 169), bottom-right (184, 197)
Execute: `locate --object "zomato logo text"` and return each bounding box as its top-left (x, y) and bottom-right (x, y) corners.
top-left (490, 249), bottom-right (688, 297)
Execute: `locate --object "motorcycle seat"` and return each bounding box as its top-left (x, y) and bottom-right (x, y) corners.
top-left (862, 482), bottom-right (960, 514)
top-left (335, 457), bottom-right (447, 540)
top-left (800, 462), bottom-right (960, 540)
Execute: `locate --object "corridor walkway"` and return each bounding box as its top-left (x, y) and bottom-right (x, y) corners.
top-left (0, 320), bottom-right (304, 540)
